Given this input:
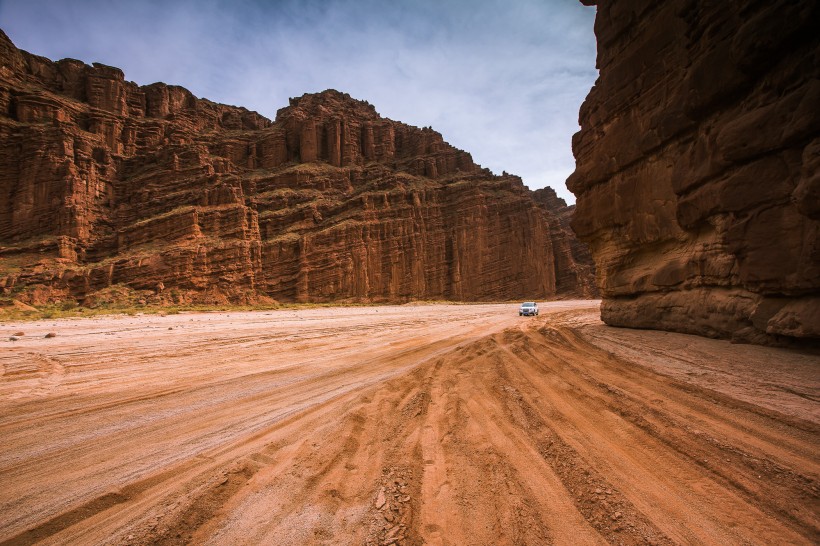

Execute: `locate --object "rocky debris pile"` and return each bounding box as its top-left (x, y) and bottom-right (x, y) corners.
top-left (569, 1), bottom-right (820, 345)
top-left (0, 30), bottom-right (594, 306)
top-left (367, 467), bottom-right (414, 546)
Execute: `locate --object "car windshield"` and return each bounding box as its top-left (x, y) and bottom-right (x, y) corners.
top-left (522, 303), bottom-right (535, 307)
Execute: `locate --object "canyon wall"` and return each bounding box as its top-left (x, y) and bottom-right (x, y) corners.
top-left (0, 30), bottom-right (595, 306)
top-left (532, 187), bottom-right (597, 298)
top-left (569, 1), bottom-right (819, 344)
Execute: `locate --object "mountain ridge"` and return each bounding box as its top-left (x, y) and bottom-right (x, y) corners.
top-left (0, 29), bottom-right (596, 306)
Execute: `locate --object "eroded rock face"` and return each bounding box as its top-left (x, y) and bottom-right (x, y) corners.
top-left (532, 187), bottom-right (597, 299)
top-left (0, 30), bottom-right (593, 306)
top-left (569, 1), bottom-right (820, 344)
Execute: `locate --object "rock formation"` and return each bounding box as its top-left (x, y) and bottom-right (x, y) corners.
top-left (532, 187), bottom-right (597, 298)
top-left (569, 1), bottom-right (820, 344)
top-left (0, 30), bottom-right (594, 306)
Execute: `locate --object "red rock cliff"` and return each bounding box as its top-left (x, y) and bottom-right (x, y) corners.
top-left (532, 187), bottom-right (597, 298)
top-left (569, 1), bottom-right (820, 344)
top-left (0, 30), bottom-right (593, 306)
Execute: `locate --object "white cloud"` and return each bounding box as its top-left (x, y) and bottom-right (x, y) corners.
top-left (0, 0), bottom-right (596, 203)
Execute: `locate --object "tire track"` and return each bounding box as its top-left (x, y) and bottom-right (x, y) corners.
top-left (1, 302), bottom-right (816, 545)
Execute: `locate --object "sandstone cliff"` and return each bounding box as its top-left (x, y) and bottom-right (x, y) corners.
top-left (0, 30), bottom-right (593, 306)
top-left (569, 1), bottom-right (820, 344)
top-left (532, 187), bottom-right (597, 298)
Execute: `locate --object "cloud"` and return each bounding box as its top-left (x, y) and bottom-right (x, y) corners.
top-left (0, 0), bottom-right (596, 203)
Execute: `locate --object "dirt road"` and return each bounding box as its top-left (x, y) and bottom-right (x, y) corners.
top-left (1, 302), bottom-right (817, 545)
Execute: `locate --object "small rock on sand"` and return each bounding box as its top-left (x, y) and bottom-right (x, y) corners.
top-left (45, 332), bottom-right (57, 338)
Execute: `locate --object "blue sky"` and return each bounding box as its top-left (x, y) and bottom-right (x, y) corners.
top-left (0, 0), bottom-right (597, 203)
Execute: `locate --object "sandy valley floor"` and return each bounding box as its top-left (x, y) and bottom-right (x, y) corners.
top-left (1, 301), bottom-right (817, 545)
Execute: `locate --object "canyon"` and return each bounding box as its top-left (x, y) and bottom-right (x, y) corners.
top-left (0, 30), bottom-right (594, 307)
top-left (1, 6), bottom-right (819, 545)
top-left (570, 0), bottom-right (820, 345)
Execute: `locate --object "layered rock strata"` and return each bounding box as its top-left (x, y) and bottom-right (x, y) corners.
top-left (533, 187), bottom-right (597, 298)
top-left (0, 30), bottom-right (593, 306)
top-left (569, 1), bottom-right (820, 344)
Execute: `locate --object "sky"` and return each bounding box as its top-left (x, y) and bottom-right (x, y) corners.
top-left (0, 0), bottom-right (597, 204)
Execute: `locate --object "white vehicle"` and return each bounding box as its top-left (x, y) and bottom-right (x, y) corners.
top-left (519, 302), bottom-right (538, 316)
